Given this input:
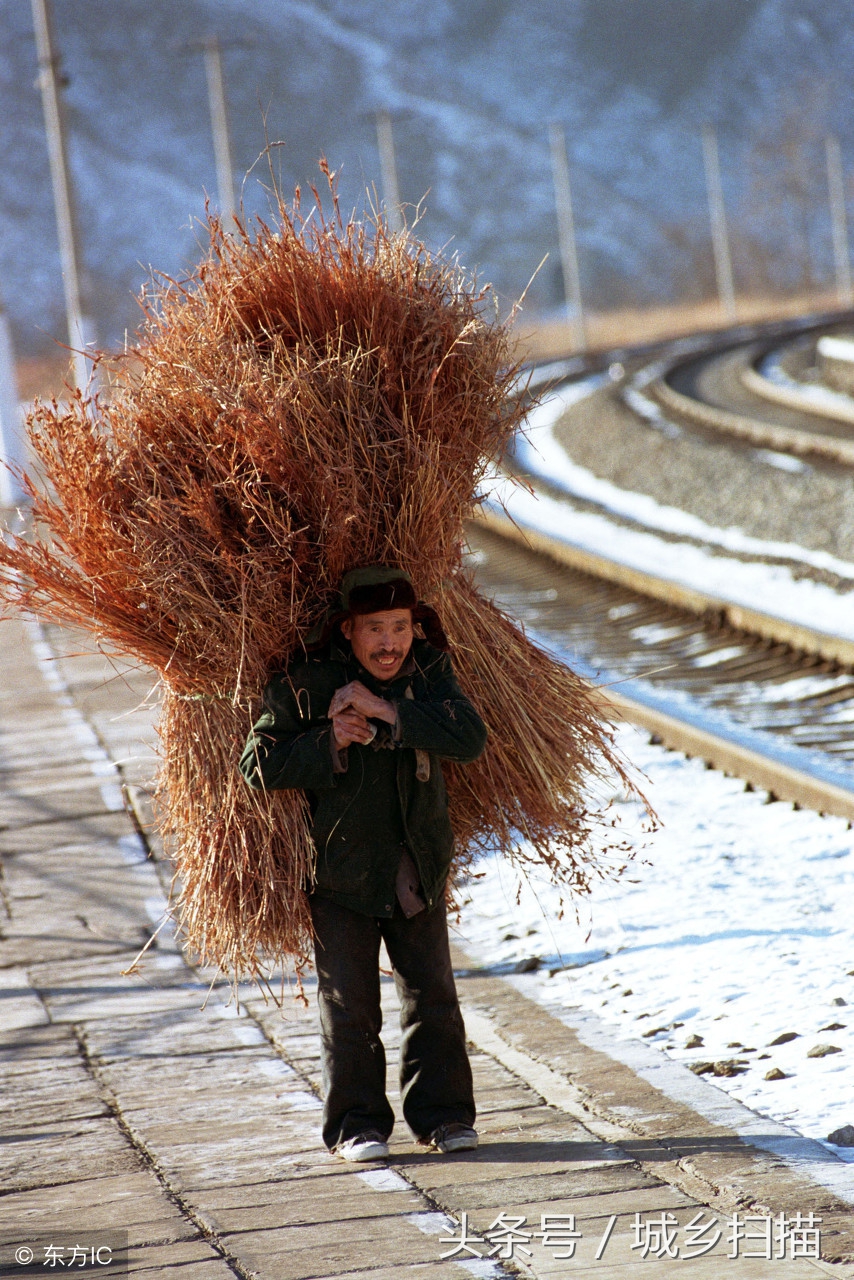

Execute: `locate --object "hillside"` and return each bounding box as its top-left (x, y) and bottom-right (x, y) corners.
top-left (1, 0), bottom-right (850, 357)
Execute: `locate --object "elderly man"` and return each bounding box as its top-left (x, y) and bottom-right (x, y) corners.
top-left (240, 566), bottom-right (488, 1162)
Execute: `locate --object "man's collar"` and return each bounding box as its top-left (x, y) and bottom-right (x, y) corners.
top-left (396, 650), bottom-right (417, 678)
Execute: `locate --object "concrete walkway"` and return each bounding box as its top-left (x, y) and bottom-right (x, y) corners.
top-left (1, 613), bottom-right (852, 1278)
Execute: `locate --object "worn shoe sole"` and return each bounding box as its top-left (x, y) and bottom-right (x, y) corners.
top-left (336, 1137), bottom-right (390, 1162)
top-left (432, 1131), bottom-right (479, 1153)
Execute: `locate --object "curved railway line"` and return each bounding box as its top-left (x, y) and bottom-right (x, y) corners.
top-left (468, 315), bottom-right (854, 822)
top-left (641, 318), bottom-right (854, 466)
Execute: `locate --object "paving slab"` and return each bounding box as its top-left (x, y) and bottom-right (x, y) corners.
top-left (126, 1243), bottom-right (236, 1277)
top-left (202, 1183), bottom-right (429, 1233)
top-left (303, 1267), bottom-right (485, 1280)
top-left (214, 1214), bottom-right (459, 1278)
top-left (1, 1173), bottom-right (203, 1244)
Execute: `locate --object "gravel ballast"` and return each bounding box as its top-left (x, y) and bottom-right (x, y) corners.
top-left (552, 381), bottom-right (854, 568)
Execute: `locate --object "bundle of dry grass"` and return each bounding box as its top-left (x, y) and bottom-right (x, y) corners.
top-left (0, 174), bottom-right (639, 982)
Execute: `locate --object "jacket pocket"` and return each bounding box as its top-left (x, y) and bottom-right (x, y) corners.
top-left (310, 804), bottom-right (369, 895)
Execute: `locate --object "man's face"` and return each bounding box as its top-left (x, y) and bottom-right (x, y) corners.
top-left (341, 608), bottom-right (414, 681)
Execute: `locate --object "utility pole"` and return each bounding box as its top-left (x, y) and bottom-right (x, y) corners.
top-left (31, 0), bottom-right (93, 393)
top-left (825, 135), bottom-right (853, 308)
top-left (548, 122), bottom-right (586, 352)
top-left (0, 291), bottom-right (26, 506)
top-left (203, 36), bottom-right (236, 226)
top-left (702, 125), bottom-right (736, 323)
top-left (375, 110), bottom-right (404, 232)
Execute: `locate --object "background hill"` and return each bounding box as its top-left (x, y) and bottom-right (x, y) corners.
top-left (1, 0), bottom-right (852, 358)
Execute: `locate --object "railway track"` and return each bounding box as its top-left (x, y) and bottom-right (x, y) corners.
top-left (467, 514), bottom-right (854, 822)
top-left (638, 317), bottom-right (854, 465)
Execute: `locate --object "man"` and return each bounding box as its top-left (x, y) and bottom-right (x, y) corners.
top-left (240, 566), bottom-right (488, 1162)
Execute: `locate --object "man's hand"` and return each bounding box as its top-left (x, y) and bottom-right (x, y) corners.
top-left (328, 680), bottom-right (397, 725)
top-left (331, 708), bottom-right (377, 749)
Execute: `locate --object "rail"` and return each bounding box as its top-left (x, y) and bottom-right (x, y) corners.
top-left (468, 511), bottom-right (854, 823)
top-left (640, 320), bottom-right (854, 466)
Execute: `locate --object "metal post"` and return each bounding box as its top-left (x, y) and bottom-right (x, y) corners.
top-left (548, 123), bottom-right (586, 352)
top-left (702, 125), bottom-right (736, 323)
top-left (375, 110), bottom-right (403, 232)
top-left (826, 135), bottom-right (853, 308)
top-left (203, 36), bottom-right (236, 226)
top-left (31, 0), bottom-right (92, 392)
top-left (0, 293), bottom-right (27, 505)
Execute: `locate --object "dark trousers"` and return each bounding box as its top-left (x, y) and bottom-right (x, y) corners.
top-left (309, 895), bottom-right (476, 1150)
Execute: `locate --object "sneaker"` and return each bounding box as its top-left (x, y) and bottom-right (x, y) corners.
top-left (424, 1122), bottom-right (478, 1153)
top-left (335, 1131), bottom-right (390, 1163)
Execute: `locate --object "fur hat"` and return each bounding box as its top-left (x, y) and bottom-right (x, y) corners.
top-left (340, 566), bottom-right (418, 615)
top-left (306, 565), bottom-right (449, 652)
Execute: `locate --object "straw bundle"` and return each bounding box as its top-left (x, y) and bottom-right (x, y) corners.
top-left (0, 175), bottom-right (638, 981)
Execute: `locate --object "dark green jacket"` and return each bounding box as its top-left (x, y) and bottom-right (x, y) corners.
top-left (239, 637), bottom-right (487, 916)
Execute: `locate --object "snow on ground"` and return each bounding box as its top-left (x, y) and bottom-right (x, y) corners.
top-left (491, 478), bottom-right (854, 642)
top-left (762, 346), bottom-right (854, 419)
top-left (492, 377), bottom-right (854, 641)
top-left (466, 375), bottom-right (854, 1171)
top-left (458, 723), bottom-right (854, 1163)
top-left (517, 378), bottom-right (854, 581)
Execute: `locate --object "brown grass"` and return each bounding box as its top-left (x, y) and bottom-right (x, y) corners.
top-left (0, 171), bottom-right (639, 983)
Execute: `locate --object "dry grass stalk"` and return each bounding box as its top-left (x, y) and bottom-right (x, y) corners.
top-left (0, 171), bottom-right (640, 982)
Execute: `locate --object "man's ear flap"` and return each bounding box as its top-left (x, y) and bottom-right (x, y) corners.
top-left (413, 604), bottom-right (450, 652)
top-left (340, 617), bottom-right (353, 640)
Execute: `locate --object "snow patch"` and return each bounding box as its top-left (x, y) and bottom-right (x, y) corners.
top-left (515, 381), bottom-right (854, 583)
top-left (460, 724), bottom-right (854, 1180)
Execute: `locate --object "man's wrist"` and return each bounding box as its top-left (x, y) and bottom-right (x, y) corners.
top-left (329, 727), bottom-right (349, 773)
top-left (375, 700), bottom-right (398, 726)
